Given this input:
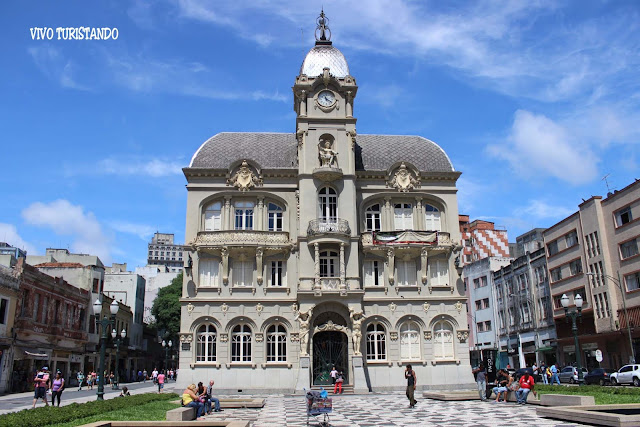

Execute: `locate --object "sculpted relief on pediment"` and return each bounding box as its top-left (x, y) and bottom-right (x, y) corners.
top-left (387, 162), bottom-right (421, 192)
top-left (227, 160), bottom-right (263, 191)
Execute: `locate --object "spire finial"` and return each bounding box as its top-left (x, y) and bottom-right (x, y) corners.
top-left (315, 9), bottom-right (331, 43)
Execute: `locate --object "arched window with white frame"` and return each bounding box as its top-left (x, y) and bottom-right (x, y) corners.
top-left (365, 204), bottom-right (381, 232)
top-left (266, 324), bottom-right (287, 362)
top-left (235, 201), bottom-right (254, 230)
top-left (268, 203), bottom-right (283, 231)
top-left (433, 320), bottom-right (455, 359)
top-left (366, 323), bottom-right (386, 360)
top-left (424, 204), bottom-right (441, 231)
top-left (318, 187), bottom-right (337, 222)
top-left (199, 258), bottom-right (219, 287)
top-left (231, 324), bottom-right (252, 362)
top-left (204, 202), bottom-right (222, 231)
top-left (319, 250), bottom-right (339, 277)
top-left (196, 324), bottom-right (217, 362)
top-left (400, 321), bottom-right (421, 360)
top-left (394, 203), bottom-right (413, 230)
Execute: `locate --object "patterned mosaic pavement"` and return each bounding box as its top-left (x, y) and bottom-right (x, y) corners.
top-left (204, 392), bottom-right (588, 426)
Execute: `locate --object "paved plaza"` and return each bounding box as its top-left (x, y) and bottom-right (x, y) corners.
top-left (204, 393), bottom-right (588, 427)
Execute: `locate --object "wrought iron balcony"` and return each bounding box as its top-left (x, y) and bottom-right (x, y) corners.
top-left (192, 230), bottom-right (290, 248)
top-left (307, 219), bottom-right (351, 237)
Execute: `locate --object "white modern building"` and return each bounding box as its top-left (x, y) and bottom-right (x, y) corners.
top-left (177, 12), bottom-right (474, 393)
top-left (135, 265), bottom-right (179, 324)
top-left (104, 263), bottom-right (146, 350)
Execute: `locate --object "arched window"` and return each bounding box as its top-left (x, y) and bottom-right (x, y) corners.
top-left (319, 250), bottom-right (339, 277)
top-left (394, 203), bottom-right (413, 230)
top-left (366, 323), bottom-right (386, 360)
top-left (235, 201), bottom-right (254, 230)
top-left (424, 204), bottom-right (441, 231)
top-left (318, 187), bottom-right (337, 221)
top-left (365, 204), bottom-right (381, 232)
top-left (400, 321), bottom-right (421, 360)
top-left (268, 203), bottom-right (283, 231)
top-left (434, 320), bottom-right (454, 359)
top-left (199, 258), bottom-right (219, 287)
top-left (266, 324), bottom-right (287, 362)
top-left (231, 324), bottom-right (252, 362)
top-left (196, 324), bottom-right (217, 362)
top-left (204, 202), bottom-right (222, 231)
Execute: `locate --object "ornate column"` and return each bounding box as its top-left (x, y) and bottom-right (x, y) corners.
top-left (387, 248), bottom-right (395, 285)
top-left (224, 196), bottom-right (232, 230)
top-left (257, 196), bottom-right (265, 230)
top-left (421, 247), bottom-right (429, 284)
top-left (221, 247), bottom-right (229, 285)
top-left (346, 91), bottom-right (353, 117)
top-left (383, 197), bottom-right (392, 231)
top-left (415, 197), bottom-right (423, 230)
top-left (298, 90), bottom-right (307, 116)
top-left (314, 243), bottom-right (320, 290)
top-left (256, 247), bottom-right (264, 285)
top-left (339, 243), bottom-right (346, 291)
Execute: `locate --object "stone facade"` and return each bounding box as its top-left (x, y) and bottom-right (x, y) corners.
top-left (177, 13), bottom-right (474, 393)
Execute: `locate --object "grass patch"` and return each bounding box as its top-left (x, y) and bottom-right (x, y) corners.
top-left (0, 393), bottom-right (179, 427)
top-left (49, 399), bottom-right (181, 427)
top-left (536, 385), bottom-right (640, 405)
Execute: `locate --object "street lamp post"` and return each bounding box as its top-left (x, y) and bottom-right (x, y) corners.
top-left (111, 328), bottom-right (126, 390)
top-left (561, 293), bottom-right (584, 385)
top-left (93, 298), bottom-right (119, 400)
top-left (162, 339), bottom-right (173, 371)
top-left (586, 272), bottom-right (635, 364)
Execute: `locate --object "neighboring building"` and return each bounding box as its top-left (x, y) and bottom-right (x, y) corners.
top-left (494, 240), bottom-right (556, 369)
top-left (464, 257), bottom-right (511, 366)
top-left (94, 294), bottom-right (134, 382)
top-left (10, 258), bottom-right (89, 392)
top-left (515, 228), bottom-right (546, 257)
top-left (103, 263), bottom-right (146, 370)
top-left (147, 233), bottom-right (187, 273)
top-left (544, 179), bottom-right (640, 370)
top-left (135, 265), bottom-right (179, 323)
top-left (0, 242), bottom-right (27, 260)
top-left (0, 262), bottom-right (20, 394)
top-left (459, 216), bottom-right (510, 267)
top-left (177, 12), bottom-right (474, 393)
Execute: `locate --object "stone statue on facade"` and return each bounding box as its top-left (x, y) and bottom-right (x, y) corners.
top-left (318, 139), bottom-right (338, 167)
top-left (349, 308), bottom-right (366, 356)
top-left (295, 307), bottom-right (314, 356)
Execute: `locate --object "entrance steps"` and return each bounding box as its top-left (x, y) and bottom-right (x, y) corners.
top-left (310, 384), bottom-right (354, 394)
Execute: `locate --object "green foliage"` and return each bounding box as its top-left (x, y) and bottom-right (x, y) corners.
top-left (536, 384), bottom-right (640, 404)
top-left (151, 272), bottom-right (182, 339)
top-left (0, 393), bottom-right (179, 427)
top-left (49, 399), bottom-right (181, 427)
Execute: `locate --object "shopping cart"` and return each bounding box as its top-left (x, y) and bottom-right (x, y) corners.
top-left (305, 389), bottom-right (332, 427)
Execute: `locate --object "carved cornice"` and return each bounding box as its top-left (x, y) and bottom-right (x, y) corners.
top-left (313, 320), bottom-right (349, 335)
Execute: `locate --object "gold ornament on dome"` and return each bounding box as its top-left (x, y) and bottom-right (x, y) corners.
top-left (227, 160), bottom-right (262, 191)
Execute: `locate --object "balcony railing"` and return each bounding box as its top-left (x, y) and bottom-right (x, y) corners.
top-left (192, 230), bottom-right (290, 247)
top-left (307, 219), bottom-right (351, 236)
top-left (361, 231), bottom-right (452, 247)
top-left (319, 278), bottom-right (341, 290)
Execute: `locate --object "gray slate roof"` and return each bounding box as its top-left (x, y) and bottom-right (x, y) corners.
top-left (189, 132), bottom-right (454, 172)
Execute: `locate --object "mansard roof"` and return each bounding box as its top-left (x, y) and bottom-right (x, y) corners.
top-left (188, 132), bottom-right (454, 172)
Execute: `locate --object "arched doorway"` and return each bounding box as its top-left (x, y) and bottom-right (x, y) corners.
top-left (312, 331), bottom-right (348, 385)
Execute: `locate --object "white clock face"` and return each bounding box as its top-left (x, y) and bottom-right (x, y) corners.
top-left (317, 90), bottom-right (335, 107)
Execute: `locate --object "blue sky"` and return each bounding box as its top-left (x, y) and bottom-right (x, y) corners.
top-left (1, 0), bottom-right (639, 268)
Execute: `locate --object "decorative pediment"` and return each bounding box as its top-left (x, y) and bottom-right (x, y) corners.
top-left (314, 320), bottom-right (348, 334)
top-left (387, 162), bottom-right (421, 192)
top-left (227, 160), bottom-right (262, 191)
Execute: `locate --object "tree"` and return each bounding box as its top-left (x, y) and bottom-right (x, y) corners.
top-left (151, 272), bottom-right (182, 340)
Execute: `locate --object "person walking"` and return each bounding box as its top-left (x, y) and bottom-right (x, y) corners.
top-left (540, 363), bottom-right (548, 385)
top-left (157, 370), bottom-right (165, 393)
top-left (405, 364), bottom-right (417, 408)
top-left (472, 364), bottom-right (488, 401)
top-left (206, 379), bottom-right (223, 414)
top-left (151, 368), bottom-right (158, 384)
top-left (550, 364), bottom-right (561, 385)
top-left (77, 371), bottom-right (85, 391)
top-left (142, 369), bottom-right (147, 383)
top-left (51, 371), bottom-right (65, 407)
top-left (333, 371), bottom-right (344, 394)
top-left (32, 366), bottom-right (50, 409)
top-left (330, 366), bottom-right (338, 385)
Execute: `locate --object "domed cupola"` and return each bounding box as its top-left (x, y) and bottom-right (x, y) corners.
top-left (299, 10), bottom-right (350, 78)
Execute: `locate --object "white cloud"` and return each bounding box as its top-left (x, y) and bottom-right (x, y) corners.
top-left (108, 221), bottom-right (156, 241)
top-left (513, 199), bottom-right (575, 220)
top-left (21, 200), bottom-right (112, 264)
top-left (487, 110), bottom-right (599, 185)
top-left (99, 157), bottom-right (184, 177)
top-left (28, 46), bottom-right (90, 91)
top-left (0, 223), bottom-right (38, 255)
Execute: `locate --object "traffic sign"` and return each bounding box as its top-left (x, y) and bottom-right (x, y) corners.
top-left (595, 349), bottom-right (603, 362)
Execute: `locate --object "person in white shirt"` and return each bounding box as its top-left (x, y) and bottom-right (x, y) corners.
top-left (330, 366), bottom-right (338, 384)
top-left (151, 368), bottom-right (158, 384)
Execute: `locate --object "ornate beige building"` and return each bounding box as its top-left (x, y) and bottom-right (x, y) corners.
top-left (177, 12), bottom-right (474, 393)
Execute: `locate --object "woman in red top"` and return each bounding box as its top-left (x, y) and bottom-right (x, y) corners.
top-left (516, 372), bottom-right (535, 404)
